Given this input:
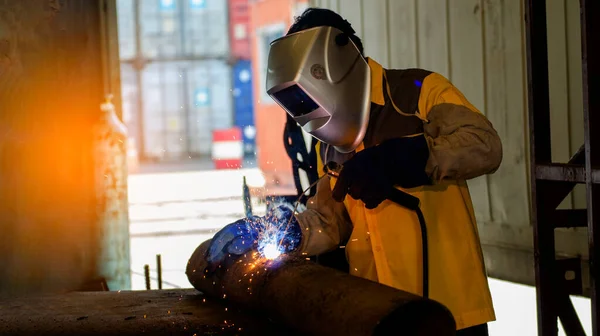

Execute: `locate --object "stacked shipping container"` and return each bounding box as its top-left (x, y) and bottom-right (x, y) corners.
top-left (228, 0), bottom-right (251, 60)
top-left (117, 0), bottom-right (232, 162)
top-left (228, 0), bottom-right (256, 158)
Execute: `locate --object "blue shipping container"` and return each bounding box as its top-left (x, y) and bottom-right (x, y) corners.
top-left (232, 60), bottom-right (256, 158)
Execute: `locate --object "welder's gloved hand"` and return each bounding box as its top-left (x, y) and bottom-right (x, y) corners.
top-left (205, 216), bottom-right (262, 272)
top-left (204, 204), bottom-right (302, 272)
top-left (332, 135), bottom-right (432, 209)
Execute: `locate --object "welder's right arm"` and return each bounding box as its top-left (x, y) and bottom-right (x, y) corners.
top-left (294, 176), bottom-right (353, 256)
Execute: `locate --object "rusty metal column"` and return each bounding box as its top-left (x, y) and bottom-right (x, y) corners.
top-left (581, 0), bottom-right (600, 334)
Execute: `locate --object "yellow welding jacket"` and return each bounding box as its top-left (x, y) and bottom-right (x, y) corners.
top-left (295, 57), bottom-right (501, 330)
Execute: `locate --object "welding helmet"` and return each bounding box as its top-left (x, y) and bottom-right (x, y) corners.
top-left (266, 26), bottom-right (371, 154)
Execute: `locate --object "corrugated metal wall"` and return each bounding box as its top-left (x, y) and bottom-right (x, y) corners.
top-left (310, 0), bottom-right (587, 287)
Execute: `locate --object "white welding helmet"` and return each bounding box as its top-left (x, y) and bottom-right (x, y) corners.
top-left (266, 26), bottom-right (371, 154)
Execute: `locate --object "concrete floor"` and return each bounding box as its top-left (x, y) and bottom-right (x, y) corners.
top-left (127, 163), bottom-right (593, 336)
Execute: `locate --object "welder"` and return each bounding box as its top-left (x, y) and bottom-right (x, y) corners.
top-left (205, 8), bottom-right (502, 336)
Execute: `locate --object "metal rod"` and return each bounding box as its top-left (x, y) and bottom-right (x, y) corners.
top-left (156, 254), bottom-right (163, 290)
top-left (186, 240), bottom-right (456, 336)
top-left (242, 176), bottom-right (253, 217)
top-left (144, 264), bottom-right (151, 290)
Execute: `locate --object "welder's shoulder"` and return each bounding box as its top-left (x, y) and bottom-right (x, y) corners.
top-left (384, 68), bottom-right (456, 101)
top-left (415, 71), bottom-right (482, 118)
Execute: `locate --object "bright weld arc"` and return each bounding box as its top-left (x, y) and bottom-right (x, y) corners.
top-left (255, 176), bottom-right (325, 260)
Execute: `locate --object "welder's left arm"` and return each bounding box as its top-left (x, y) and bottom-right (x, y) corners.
top-left (420, 73), bottom-right (503, 181)
top-left (331, 74), bottom-right (502, 208)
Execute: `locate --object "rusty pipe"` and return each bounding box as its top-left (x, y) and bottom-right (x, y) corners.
top-left (186, 239), bottom-right (456, 336)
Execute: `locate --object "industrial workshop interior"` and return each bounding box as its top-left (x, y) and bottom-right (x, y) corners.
top-left (0, 0), bottom-right (598, 335)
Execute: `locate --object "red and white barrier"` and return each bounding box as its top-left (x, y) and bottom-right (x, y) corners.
top-left (212, 127), bottom-right (244, 169)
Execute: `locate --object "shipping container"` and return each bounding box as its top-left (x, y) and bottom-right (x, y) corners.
top-left (232, 60), bottom-right (255, 157)
top-left (228, 0), bottom-right (252, 60)
top-left (134, 59), bottom-right (233, 161)
top-left (117, 0), bottom-right (230, 61)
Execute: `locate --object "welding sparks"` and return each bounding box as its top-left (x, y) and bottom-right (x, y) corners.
top-left (249, 181), bottom-right (319, 262)
top-left (253, 202), bottom-right (297, 261)
top-left (259, 242), bottom-right (282, 260)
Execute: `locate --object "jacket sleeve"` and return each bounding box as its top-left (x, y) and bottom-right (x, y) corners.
top-left (293, 175), bottom-right (353, 257)
top-left (418, 73), bottom-right (503, 181)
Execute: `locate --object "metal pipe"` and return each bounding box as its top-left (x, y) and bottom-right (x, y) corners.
top-left (186, 240), bottom-right (456, 336)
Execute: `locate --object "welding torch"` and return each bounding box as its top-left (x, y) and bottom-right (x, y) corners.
top-left (324, 161), bottom-right (430, 299)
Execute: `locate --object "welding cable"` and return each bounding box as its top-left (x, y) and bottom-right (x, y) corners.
top-left (385, 187), bottom-right (429, 299)
top-left (324, 162), bottom-right (429, 299)
top-left (283, 114), bottom-right (320, 198)
top-left (277, 175), bottom-right (327, 250)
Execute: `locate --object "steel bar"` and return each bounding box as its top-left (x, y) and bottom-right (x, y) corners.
top-left (558, 292), bottom-right (586, 336)
top-left (525, 0), bottom-right (552, 165)
top-left (157, 254), bottom-right (163, 290)
top-left (581, 0), bottom-right (600, 334)
top-left (544, 146), bottom-right (586, 210)
top-left (557, 258), bottom-right (586, 335)
top-left (525, 0), bottom-right (559, 333)
top-left (186, 240), bottom-right (457, 336)
top-left (535, 164), bottom-right (600, 184)
top-left (144, 264), bottom-right (151, 290)
top-left (536, 164), bottom-right (586, 183)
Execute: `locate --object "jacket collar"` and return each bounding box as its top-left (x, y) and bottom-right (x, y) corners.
top-left (367, 57), bottom-right (386, 106)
